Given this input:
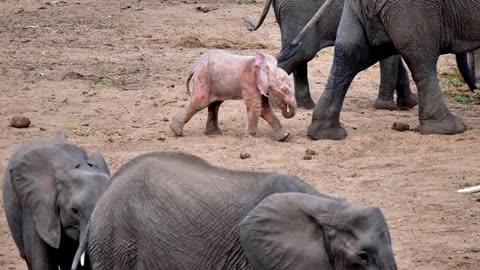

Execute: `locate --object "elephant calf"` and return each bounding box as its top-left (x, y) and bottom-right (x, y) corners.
top-left (3, 132), bottom-right (111, 270)
top-left (170, 49), bottom-right (297, 141)
top-left (76, 151), bottom-right (398, 270)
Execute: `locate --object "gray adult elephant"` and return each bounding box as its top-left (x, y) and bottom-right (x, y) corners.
top-left (3, 132), bottom-right (110, 270)
top-left (72, 151), bottom-right (397, 270)
top-left (246, 0), bottom-right (418, 111)
top-left (279, 0), bottom-right (480, 139)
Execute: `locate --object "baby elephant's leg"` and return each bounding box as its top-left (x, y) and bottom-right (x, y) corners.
top-left (205, 101), bottom-right (223, 135)
top-left (260, 96), bottom-right (290, 142)
top-left (170, 101), bottom-right (207, 136)
top-left (244, 96), bottom-right (262, 138)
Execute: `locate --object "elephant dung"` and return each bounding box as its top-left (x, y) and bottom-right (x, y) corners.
top-left (10, 116), bottom-right (31, 128)
top-left (392, 122), bottom-right (410, 132)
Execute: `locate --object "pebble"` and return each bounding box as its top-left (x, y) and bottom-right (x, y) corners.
top-left (240, 152), bottom-right (251, 159)
top-left (305, 149), bottom-right (317, 155)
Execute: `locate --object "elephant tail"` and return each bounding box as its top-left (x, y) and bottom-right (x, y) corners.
top-left (278, 0), bottom-right (335, 63)
top-left (186, 71), bottom-right (193, 96)
top-left (456, 52), bottom-right (477, 91)
top-left (243, 0), bottom-right (273, 31)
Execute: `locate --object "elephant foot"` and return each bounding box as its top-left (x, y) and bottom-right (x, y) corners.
top-left (419, 113), bottom-right (466, 135)
top-left (397, 94), bottom-right (418, 111)
top-left (204, 127), bottom-right (223, 135)
top-left (297, 97), bottom-right (316, 110)
top-left (373, 98), bottom-right (398, 111)
top-left (307, 120), bottom-right (347, 140)
top-left (169, 117), bottom-right (184, 136)
top-left (274, 130), bottom-right (290, 142)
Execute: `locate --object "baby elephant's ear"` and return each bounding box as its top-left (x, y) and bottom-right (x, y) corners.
top-left (255, 52), bottom-right (270, 96)
top-left (9, 147), bottom-right (62, 249)
top-left (87, 153), bottom-right (111, 176)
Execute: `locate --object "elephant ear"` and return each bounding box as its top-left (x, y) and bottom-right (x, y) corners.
top-left (9, 148), bottom-right (64, 249)
top-left (239, 192), bottom-right (348, 269)
top-left (255, 52), bottom-right (271, 96)
top-left (87, 153), bottom-right (111, 176)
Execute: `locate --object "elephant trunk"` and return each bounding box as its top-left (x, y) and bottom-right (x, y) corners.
top-left (71, 226), bottom-right (88, 270)
top-left (281, 98), bottom-right (297, 118)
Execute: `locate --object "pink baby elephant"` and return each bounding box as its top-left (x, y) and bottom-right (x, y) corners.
top-left (170, 50), bottom-right (297, 141)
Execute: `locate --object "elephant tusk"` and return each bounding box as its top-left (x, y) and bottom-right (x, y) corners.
top-left (457, 184), bottom-right (480, 194)
top-left (80, 252), bottom-right (85, 266)
top-left (287, 106), bottom-right (290, 113)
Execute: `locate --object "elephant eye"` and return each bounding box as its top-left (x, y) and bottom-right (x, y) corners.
top-left (357, 251), bottom-right (370, 266)
top-left (75, 164), bottom-right (81, 169)
top-left (71, 206), bottom-right (79, 215)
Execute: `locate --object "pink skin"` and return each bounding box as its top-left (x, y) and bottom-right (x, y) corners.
top-left (170, 50), bottom-right (297, 141)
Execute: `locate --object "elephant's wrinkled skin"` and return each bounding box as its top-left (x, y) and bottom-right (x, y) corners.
top-left (83, 151), bottom-right (397, 270)
top-left (281, 0), bottom-right (480, 140)
top-left (170, 50), bottom-right (296, 141)
top-left (3, 132), bottom-right (110, 270)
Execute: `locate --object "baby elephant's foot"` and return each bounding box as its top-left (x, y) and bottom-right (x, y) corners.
top-left (169, 118), bottom-right (184, 136)
top-left (274, 130), bottom-right (290, 142)
top-left (204, 127), bottom-right (223, 135)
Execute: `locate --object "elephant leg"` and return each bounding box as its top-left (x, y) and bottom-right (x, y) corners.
top-left (401, 53), bottom-right (466, 135)
top-left (22, 211), bottom-right (57, 270)
top-left (260, 96), bottom-right (289, 141)
top-left (204, 101), bottom-right (223, 135)
top-left (293, 63), bottom-right (315, 110)
top-left (374, 56), bottom-right (399, 110)
top-left (244, 96), bottom-right (262, 138)
top-left (170, 100), bottom-right (208, 136)
top-left (395, 58), bottom-right (418, 110)
top-left (308, 11), bottom-right (381, 140)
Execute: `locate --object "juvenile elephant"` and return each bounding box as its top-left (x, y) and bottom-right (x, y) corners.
top-left (280, 0), bottom-right (480, 139)
top-left (73, 151), bottom-right (397, 270)
top-left (170, 50), bottom-right (296, 141)
top-left (3, 132), bottom-right (111, 270)
top-left (246, 0), bottom-right (418, 111)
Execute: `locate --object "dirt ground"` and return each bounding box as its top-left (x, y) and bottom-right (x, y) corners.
top-left (1, 0), bottom-right (479, 269)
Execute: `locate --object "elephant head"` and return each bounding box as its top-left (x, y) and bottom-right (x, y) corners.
top-left (9, 143), bottom-right (110, 256)
top-left (255, 51), bottom-right (297, 118)
top-left (240, 192), bottom-right (397, 270)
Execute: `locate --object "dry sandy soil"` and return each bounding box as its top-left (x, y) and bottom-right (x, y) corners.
top-left (1, 0), bottom-right (480, 269)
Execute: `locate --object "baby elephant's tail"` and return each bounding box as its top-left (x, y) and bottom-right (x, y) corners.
top-left (186, 72), bottom-right (194, 96)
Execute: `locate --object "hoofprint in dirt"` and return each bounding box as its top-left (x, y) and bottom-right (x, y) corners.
top-left (0, 1), bottom-right (479, 270)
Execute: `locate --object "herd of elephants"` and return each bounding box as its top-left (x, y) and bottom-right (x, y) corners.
top-left (3, 0), bottom-right (480, 269)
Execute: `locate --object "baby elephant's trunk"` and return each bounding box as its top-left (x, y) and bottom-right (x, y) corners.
top-left (282, 103), bottom-right (296, 118)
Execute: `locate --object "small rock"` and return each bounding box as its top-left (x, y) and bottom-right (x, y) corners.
top-left (10, 116), bottom-right (31, 128)
top-left (82, 123), bottom-right (90, 126)
top-left (162, 117), bottom-right (169, 122)
top-left (392, 122), bottom-right (410, 132)
top-left (153, 102), bottom-right (159, 107)
top-left (62, 98), bottom-right (68, 103)
top-left (303, 155), bottom-right (312, 160)
top-left (305, 149), bottom-right (317, 155)
top-left (240, 152), bottom-right (251, 159)
top-left (39, 127), bottom-right (46, 131)
top-left (157, 136), bottom-right (166, 141)
top-left (195, 5), bottom-right (218, 13)
top-left (108, 137), bottom-right (115, 143)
